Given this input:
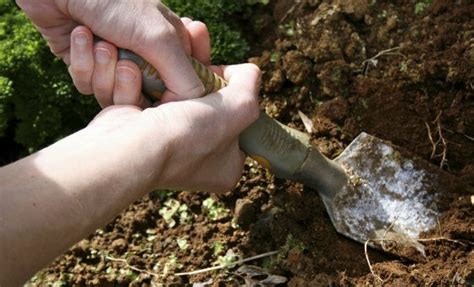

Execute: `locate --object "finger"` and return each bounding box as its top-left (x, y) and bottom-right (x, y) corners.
top-left (180, 17), bottom-right (193, 26)
top-left (66, 2), bottom-right (204, 100)
top-left (113, 60), bottom-right (150, 109)
top-left (185, 21), bottom-right (211, 65)
top-left (201, 64), bottom-right (261, 133)
top-left (36, 21), bottom-right (77, 65)
top-left (92, 41), bottom-right (118, 108)
top-left (219, 64), bottom-right (261, 131)
top-left (208, 65), bottom-right (225, 78)
top-left (160, 64), bottom-right (224, 104)
top-left (132, 6), bottom-right (204, 100)
top-left (69, 26), bottom-right (94, 95)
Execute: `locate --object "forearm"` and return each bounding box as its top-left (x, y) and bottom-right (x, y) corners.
top-left (0, 117), bottom-right (167, 286)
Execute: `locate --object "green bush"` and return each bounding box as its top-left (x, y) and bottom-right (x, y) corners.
top-left (0, 0), bottom-right (254, 156)
top-left (0, 0), bottom-right (98, 154)
top-left (163, 0), bottom-right (250, 64)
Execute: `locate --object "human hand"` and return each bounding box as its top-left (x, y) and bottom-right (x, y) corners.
top-left (16, 0), bottom-right (208, 101)
top-left (83, 63), bottom-right (260, 192)
top-left (67, 18), bottom-right (210, 108)
top-left (0, 63), bottom-right (259, 286)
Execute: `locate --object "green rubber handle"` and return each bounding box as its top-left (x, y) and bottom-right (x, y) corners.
top-left (119, 50), bottom-right (346, 193)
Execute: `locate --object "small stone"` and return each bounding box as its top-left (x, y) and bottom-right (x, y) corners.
top-left (336, 0), bottom-right (369, 20)
top-left (111, 238), bottom-right (128, 253)
top-left (282, 50), bottom-right (313, 85)
top-left (234, 198), bottom-right (257, 227)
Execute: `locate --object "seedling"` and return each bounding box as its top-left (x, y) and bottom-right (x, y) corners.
top-left (270, 52), bottom-right (281, 63)
top-left (400, 62), bottom-right (408, 72)
top-left (176, 238), bottom-right (189, 250)
top-left (279, 22), bottom-right (295, 37)
top-left (146, 229), bottom-right (157, 242)
top-left (202, 197), bottom-right (230, 221)
top-left (214, 249), bottom-right (238, 267)
top-left (415, 0), bottom-right (432, 14)
top-left (162, 254), bottom-right (183, 275)
top-left (277, 234), bottom-right (306, 262)
top-left (212, 241), bottom-right (226, 256)
top-left (377, 10), bottom-right (388, 19)
top-left (159, 199), bottom-right (191, 228)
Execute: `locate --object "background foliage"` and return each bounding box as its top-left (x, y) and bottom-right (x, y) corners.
top-left (0, 0), bottom-right (98, 155)
top-left (0, 0), bottom-right (254, 160)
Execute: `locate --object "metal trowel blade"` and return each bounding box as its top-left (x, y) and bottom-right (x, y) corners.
top-left (322, 132), bottom-right (449, 258)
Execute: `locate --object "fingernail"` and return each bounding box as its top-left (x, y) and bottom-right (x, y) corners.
top-left (117, 66), bottom-right (136, 83)
top-left (74, 33), bottom-right (88, 46)
top-left (95, 48), bottom-right (110, 64)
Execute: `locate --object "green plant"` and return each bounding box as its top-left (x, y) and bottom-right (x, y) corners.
top-left (278, 234), bottom-right (306, 259)
top-left (163, 0), bottom-right (251, 64)
top-left (214, 249), bottom-right (238, 266)
top-left (415, 0), bottom-right (432, 14)
top-left (246, 0), bottom-right (269, 5)
top-left (202, 197), bottom-right (230, 221)
top-left (399, 62), bottom-right (408, 72)
top-left (212, 241), bottom-right (226, 256)
top-left (163, 254), bottom-right (183, 275)
top-left (279, 21), bottom-right (295, 37)
top-left (159, 199), bottom-right (192, 228)
top-left (176, 238), bottom-right (189, 250)
top-left (377, 10), bottom-right (388, 19)
top-left (0, 0), bottom-right (98, 154)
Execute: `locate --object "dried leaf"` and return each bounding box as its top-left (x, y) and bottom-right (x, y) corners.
top-left (298, 110), bottom-right (313, 133)
top-left (236, 265), bottom-right (287, 286)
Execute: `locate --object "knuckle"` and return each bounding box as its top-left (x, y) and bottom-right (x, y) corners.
top-left (156, 22), bottom-right (179, 43)
top-left (93, 85), bottom-right (111, 98)
top-left (69, 64), bottom-right (91, 77)
top-left (243, 63), bottom-right (262, 81)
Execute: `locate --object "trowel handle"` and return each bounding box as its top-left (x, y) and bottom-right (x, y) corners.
top-left (119, 50), bottom-right (344, 190)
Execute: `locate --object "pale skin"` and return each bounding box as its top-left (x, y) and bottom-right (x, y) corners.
top-left (1, 2), bottom-right (261, 286)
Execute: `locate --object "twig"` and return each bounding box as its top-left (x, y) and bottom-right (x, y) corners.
top-left (175, 251), bottom-right (279, 276)
top-left (425, 122), bottom-right (438, 158)
top-left (362, 47), bottom-right (406, 75)
top-left (380, 217), bottom-right (398, 251)
top-left (280, 0), bottom-right (301, 23)
top-left (442, 127), bottom-right (474, 142)
top-left (416, 237), bottom-right (471, 246)
top-left (436, 120), bottom-right (448, 169)
top-left (104, 251), bottom-right (279, 278)
top-left (104, 255), bottom-right (161, 278)
top-left (364, 239), bottom-right (384, 283)
top-left (425, 111), bottom-right (449, 169)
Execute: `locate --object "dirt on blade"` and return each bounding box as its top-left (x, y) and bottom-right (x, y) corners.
top-left (31, 0), bottom-right (473, 286)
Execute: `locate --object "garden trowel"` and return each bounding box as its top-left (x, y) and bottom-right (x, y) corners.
top-left (119, 50), bottom-right (451, 256)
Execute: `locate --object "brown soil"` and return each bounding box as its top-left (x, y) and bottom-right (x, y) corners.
top-left (31, 0), bottom-right (473, 286)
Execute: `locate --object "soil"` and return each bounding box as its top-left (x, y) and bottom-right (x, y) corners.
top-left (31, 0), bottom-right (473, 286)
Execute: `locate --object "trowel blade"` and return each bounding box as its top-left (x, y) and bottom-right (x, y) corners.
top-left (323, 132), bottom-right (446, 257)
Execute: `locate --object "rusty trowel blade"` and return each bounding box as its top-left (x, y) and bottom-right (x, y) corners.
top-left (322, 132), bottom-right (446, 257)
